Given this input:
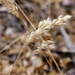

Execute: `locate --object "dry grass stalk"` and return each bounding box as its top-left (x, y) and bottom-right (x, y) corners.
top-left (22, 15), bottom-right (71, 44)
top-left (0, 13), bottom-right (71, 75)
top-left (0, 0), bottom-right (71, 75)
top-left (0, 0), bottom-right (33, 34)
top-left (16, 15), bottom-right (71, 75)
top-left (0, 15), bottom-right (71, 53)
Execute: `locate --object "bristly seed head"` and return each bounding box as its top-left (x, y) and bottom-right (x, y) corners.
top-left (0, 0), bottom-right (19, 17)
top-left (36, 15), bottom-right (71, 35)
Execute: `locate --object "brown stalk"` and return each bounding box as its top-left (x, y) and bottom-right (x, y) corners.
top-left (0, 0), bottom-right (71, 75)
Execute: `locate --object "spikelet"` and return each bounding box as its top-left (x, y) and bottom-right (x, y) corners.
top-left (0, 0), bottom-right (19, 17)
top-left (21, 15), bottom-right (71, 45)
top-left (38, 40), bottom-right (55, 50)
top-left (36, 15), bottom-right (71, 35)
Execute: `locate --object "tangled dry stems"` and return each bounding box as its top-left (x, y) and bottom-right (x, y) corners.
top-left (0, 0), bottom-right (71, 75)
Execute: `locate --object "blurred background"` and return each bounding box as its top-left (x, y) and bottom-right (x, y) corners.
top-left (0, 0), bottom-right (75, 75)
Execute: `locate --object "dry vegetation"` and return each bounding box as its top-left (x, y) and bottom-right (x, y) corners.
top-left (0, 0), bottom-right (75, 75)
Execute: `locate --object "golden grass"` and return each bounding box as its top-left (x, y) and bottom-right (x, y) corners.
top-left (0, 0), bottom-right (71, 75)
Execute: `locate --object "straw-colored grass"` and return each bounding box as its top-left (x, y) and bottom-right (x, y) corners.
top-left (0, 0), bottom-right (71, 75)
